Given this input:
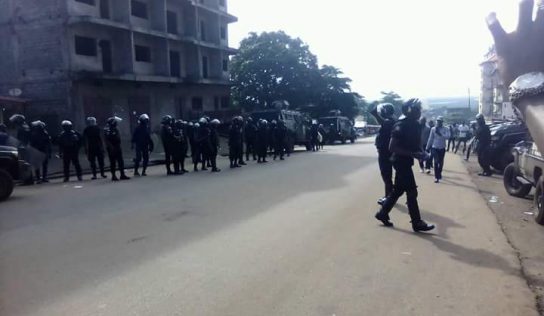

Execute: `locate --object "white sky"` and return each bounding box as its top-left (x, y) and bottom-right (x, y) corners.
top-left (228, 0), bottom-right (522, 100)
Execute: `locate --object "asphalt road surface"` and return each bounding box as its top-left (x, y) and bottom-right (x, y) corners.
top-left (0, 139), bottom-right (539, 315)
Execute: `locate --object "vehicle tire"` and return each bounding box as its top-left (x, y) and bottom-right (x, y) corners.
top-left (0, 169), bottom-right (14, 201)
top-left (493, 149), bottom-right (514, 172)
top-left (535, 179), bottom-right (544, 225)
top-left (503, 163), bottom-right (532, 198)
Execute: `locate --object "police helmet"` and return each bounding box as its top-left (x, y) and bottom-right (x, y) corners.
top-left (174, 119), bottom-right (184, 128)
top-left (31, 120), bottom-right (46, 129)
top-left (194, 123), bottom-right (200, 128)
top-left (476, 113), bottom-right (485, 122)
top-left (377, 103), bottom-right (395, 119)
top-left (86, 117), bottom-right (97, 126)
top-left (261, 119), bottom-right (268, 125)
top-left (271, 120), bottom-right (277, 125)
top-left (162, 115), bottom-right (173, 124)
top-left (211, 119), bottom-right (221, 125)
top-left (107, 116), bottom-right (123, 126)
top-left (401, 98), bottom-right (422, 119)
top-left (139, 114), bottom-right (150, 123)
top-left (199, 117), bottom-right (208, 124)
top-left (436, 116), bottom-right (444, 122)
top-left (9, 114), bottom-right (26, 125)
top-left (61, 120), bottom-right (73, 127)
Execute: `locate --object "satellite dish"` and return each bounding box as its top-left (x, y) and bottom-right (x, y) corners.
top-left (8, 88), bottom-right (22, 97)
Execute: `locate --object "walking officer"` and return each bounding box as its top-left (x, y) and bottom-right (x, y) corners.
top-left (104, 116), bottom-right (130, 181)
top-left (132, 114), bottom-right (154, 176)
top-left (83, 117), bottom-right (107, 180)
top-left (161, 115), bottom-right (175, 175)
top-left (29, 120), bottom-right (52, 183)
top-left (370, 103), bottom-right (396, 205)
top-left (56, 120), bottom-right (83, 182)
top-left (210, 119), bottom-right (222, 172)
top-left (475, 114), bottom-right (493, 176)
top-left (374, 99), bottom-right (435, 232)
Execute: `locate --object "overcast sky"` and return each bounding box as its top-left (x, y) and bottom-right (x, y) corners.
top-left (228, 0), bottom-right (522, 101)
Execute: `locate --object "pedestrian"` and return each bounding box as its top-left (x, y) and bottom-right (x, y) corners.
top-left (455, 122), bottom-right (470, 154)
top-left (228, 116), bottom-right (243, 168)
top-left (209, 119), bottom-right (222, 172)
top-left (104, 116), bottom-right (130, 181)
top-left (370, 103), bottom-right (396, 205)
top-left (474, 114), bottom-right (493, 176)
top-left (0, 124), bottom-right (9, 146)
top-left (446, 123), bottom-right (457, 152)
top-left (171, 119), bottom-right (188, 174)
top-left (256, 119), bottom-right (269, 163)
top-left (131, 114), bottom-right (154, 177)
top-left (418, 117), bottom-right (431, 173)
top-left (83, 117), bottom-right (107, 180)
top-left (56, 120), bottom-right (83, 182)
top-left (244, 117), bottom-right (258, 161)
top-left (29, 120), bottom-right (52, 183)
top-left (426, 116), bottom-right (450, 183)
top-left (273, 120), bottom-right (287, 160)
top-left (161, 115), bottom-right (175, 175)
top-left (374, 98), bottom-right (435, 232)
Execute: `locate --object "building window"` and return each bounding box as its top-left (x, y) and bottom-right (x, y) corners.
top-left (75, 0), bottom-right (95, 5)
top-left (220, 26), bottom-right (226, 40)
top-left (192, 97), bottom-right (203, 111)
top-left (202, 56), bottom-right (209, 79)
top-left (200, 20), bottom-right (207, 41)
top-left (170, 50), bottom-right (181, 77)
top-left (75, 36), bottom-right (97, 56)
top-left (222, 58), bottom-right (228, 72)
top-left (167, 11), bottom-right (178, 34)
top-left (221, 96), bottom-right (230, 109)
top-left (135, 45), bottom-right (151, 62)
top-left (131, 0), bottom-right (148, 19)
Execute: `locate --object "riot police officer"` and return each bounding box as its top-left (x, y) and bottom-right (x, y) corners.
top-left (210, 119), bottom-right (222, 172)
top-left (132, 114), bottom-right (154, 176)
top-left (195, 118), bottom-right (212, 171)
top-left (256, 119), bottom-right (269, 163)
top-left (172, 119), bottom-right (188, 174)
top-left (161, 115), bottom-right (175, 175)
top-left (370, 103), bottom-right (396, 205)
top-left (475, 114), bottom-right (493, 176)
top-left (30, 120), bottom-right (51, 183)
top-left (83, 117), bottom-right (107, 180)
top-left (56, 120), bottom-right (83, 182)
top-left (375, 99), bottom-right (435, 232)
top-left (229, 116), bottom-right (243, 168)
top-left (104, 116), bottom-right (130, 181)
top-left (273, 120), bottom-right (287, 160)
top-left (9, 114), bottom-right (31, 160)
top-left (244, 117), bottom-right (258, 161)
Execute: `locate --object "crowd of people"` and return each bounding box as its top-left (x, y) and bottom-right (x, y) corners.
top-left (0, 114), bottom-right (298, 183)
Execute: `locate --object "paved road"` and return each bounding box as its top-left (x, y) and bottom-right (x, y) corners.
top-left (0, 139), bottom-right (539, 315)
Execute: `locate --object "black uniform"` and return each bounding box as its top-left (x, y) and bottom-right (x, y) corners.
top-left (30, 127), bottom-right (52, 182)
top-left (171, 123), bottom-right (188, 174)
top-left (83, 125), bottom-right (107, 179)
top-left (104, 125), bottom-right (128, 180)
top-left (373, 115), bottom-right (395, 198)
top-left (229, 122), bottom-right (243, 168)
top-left (210, 125), bottom-right (221, 172)
top-left (16, 124), bottom-right (31, 161)
top-left (244, 121), bottom-right (258, 161)
top-left (0, 131), bottom-right (8, 146)
top-left (57, 129), bottom-right (83, 181)
top-left (256, 124), bottom-right (269, 163)
top-left (273, 123), bottom-right (287, 160)
top-left (475, 122), bottom-right (492, 175)
top-left (310, 124), bottom-right (319, 151)
top-left (195, 124), bottom-right (212, 171)
top-left (132, 124), bottom-right (154, 175)
top-left (378, 117), bottom-right (424, 223)
top-left (161, 124), bottom-right (175, 175)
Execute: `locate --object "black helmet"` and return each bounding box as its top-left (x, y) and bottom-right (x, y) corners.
top-left (476, 113), bottom-right (485, 122)
top-left (107, 116), bottom-right (122, 126)
top-left (86, 117), bottom-right (97, 126)
top-left (61, 120), bottom-right (73, 131)
top-left (162, 115), bottom-right (173, 125)
top-left (174, 119), bottom-right (184, 128)
top-left (31, 120), bottom-right (46, 129)
top-left (139, 114), bottom-right (150, 124)
top-left (401, 98), bottom-right (422, 119)
top-left (377, 103), bottom-right (395, 119)
top-left (9, 114), bottom-right (26, 125)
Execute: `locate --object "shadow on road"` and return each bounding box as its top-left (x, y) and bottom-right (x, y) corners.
top-left (394, 204), bottom-right (465, 239)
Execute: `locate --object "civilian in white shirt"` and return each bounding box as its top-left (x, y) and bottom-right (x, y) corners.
top-left (426, 117), bottom-right (450, 183)
top-left (455, 122), bottom-right (471, 154)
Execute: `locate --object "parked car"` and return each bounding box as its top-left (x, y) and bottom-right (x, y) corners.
top-left (0, 146), bottom-right (23, 201)
top-left (318, 116), bottom-right (357, 144)
top-left (503, 141), bottom-right (544, 224)
top-left (489, 121), bottom-right (531, 172)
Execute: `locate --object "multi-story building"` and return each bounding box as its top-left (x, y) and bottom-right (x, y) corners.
top-left (0, 0), bottom-right (237, 135)
top-left (479, 48), bottom-right (516, 121)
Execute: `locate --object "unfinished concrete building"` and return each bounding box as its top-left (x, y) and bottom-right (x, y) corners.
top-left (0, 0), bottom-right (237, 135)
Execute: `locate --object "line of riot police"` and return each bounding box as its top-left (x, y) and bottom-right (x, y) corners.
top-left (2, 112), bottom-right (294, 184)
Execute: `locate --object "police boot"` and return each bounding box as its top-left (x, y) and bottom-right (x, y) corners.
top-left (375, 211), bottom-right (394, 227)
top-left (134, 164), bottom-right (140, 176)
top-left (412, 220), bottom-right (435, 232)
top-left (194, 164), bottom-right (199, 172)
top-left (142, 168), bottom-right (147, 176)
